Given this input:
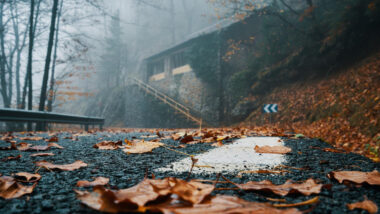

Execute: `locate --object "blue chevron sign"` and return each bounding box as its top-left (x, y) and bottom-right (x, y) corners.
top-left (263, 104), bottom-right (278, 113)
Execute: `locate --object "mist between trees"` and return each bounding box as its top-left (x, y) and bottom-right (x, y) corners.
top-left (0, 0), bottom-right (379, 131)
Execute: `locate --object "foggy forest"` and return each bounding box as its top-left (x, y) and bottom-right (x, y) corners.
top-left (0, 0), bottom-right (379, 213)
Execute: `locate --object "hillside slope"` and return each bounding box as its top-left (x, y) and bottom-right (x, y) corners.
top-left (243, 51), bottom-right (380, 161)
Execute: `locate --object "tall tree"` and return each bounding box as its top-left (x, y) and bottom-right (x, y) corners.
top-left (38, 0), bottom-right (59, 113)
top-left (47, 0), bottom-right (63, 112)
top-left (0, 2), bottom-right (10, 107)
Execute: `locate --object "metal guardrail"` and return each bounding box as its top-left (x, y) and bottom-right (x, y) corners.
top-left (132, 78), bottom-right (203, 125)
top-left (0, 108), bottom-right (104, 131)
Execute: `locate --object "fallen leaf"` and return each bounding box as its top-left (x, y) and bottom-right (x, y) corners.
top-left (47, 142), bottom-right (64, 149)
top-left (211, 141), bottom-right (223, 147)
top-left (180, 134), bottom-right (195, 143)
top-left (46, 136), bottom-right (59, 142)
top-left (35, 160), bottom-right (87, 171)
top-left (14, 172), bottom-right (41, 182)
top-left (235, 178), bottom-right (322, 196)
top-left (237, 169), bottom-right (288, 178)
top-left (154, 195), bottom-right (301, 214)
top-left (122, 141), bottom-right (163, 154)
top-left (30, 152), bottom-right (54, 157)
top-left (93, 141), bottom-right (122, 150)
top-left (172, 132), bottom-right (186, 141)
top-left (0, 176), bottom-right (36, 199)
top-left (329, 170), bottom-right (380, 185)
top-left (77, 177), bottom-right (110, 187)
top-left (16, 142), bottom-right (31, 151)
top-left (347, 199), bottom-right (378, 214)
top-left (1, 154), bottom-right (21, 162)
top-left (18, 136), bottom-right (43, 141)
top-left (254, 145), bottom-right (292, 154)
top-left (272, 196), bottom-right (319, 207)
top-left (170, 178), bottom-right (214, 204)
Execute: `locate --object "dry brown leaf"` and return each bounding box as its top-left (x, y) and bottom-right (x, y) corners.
top-left (236, 178), bottom-right (322, 196)
top-left (170, 178), bottom-right (214, 204)
top-left (16, 142), bottom-right (31, 151)
top-left (172, 132), bottom-right (186, 141)
top-left (1, 154), bottom-right (21, 162)
top-left (46, 136), bottom-right (59, 142)
top-left (329, 170), bottom-right (380, 185)
top-left (93, 141), bottom-right (122, 150)
top-left (27, 142), bottom-right (64, 151)
top-left (272, 196), bottom-right (319, 207)
top-left (254, 145), bottom-right (292, 154)
top-left (35, 160), bottom-right (87, 171)
top-left (155, 195), bottom-right (301, 214)
top-left (14, 172), bottom-right (41, 183)
top-left (180, 134), bottom-right (195, 143)
top-left (30, 152), bottom-right (54, 157)
top-left (347, 199), bottom-right (378, 214)
top-left (237, 169), bottom-right (288, 178)
top-left (211, 141), bottom-right (223, 147)
top-left (18, 136), bottom-right (43, 141)
top-left (0, 176), bottom-right (36, 199)
top-left (77, 177), bottom-right (110, 187)
top-left (122, 141), bottom-right (163, 154)
top-left (75, 187), bottom-right (135, 213)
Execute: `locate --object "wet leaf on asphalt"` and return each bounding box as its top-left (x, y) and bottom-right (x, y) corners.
top-left (0, 176), bottom-right (37, 199)
top-left (235, 178), bottom-right (323, 196)
top-left (93, 141), bottom-right (122, 150)
top-left (153, 195), bottom-right (301, 214)
top-left (122, 140), bottom-right (163, 154)
top-left (30, 152), bottom-right (54, 157)
top-left (45, 136), bottom-right (59, 142)
top-left (254, 145), bottom-right (292, 154)
top-left (77, 177), bottom-right (110, 187)
top-left (328, 170), bottom-right (380, 185)
top-left (35, 160), bottom-right (87, 171)
top-left (347, 199), bottom-right (378, 214)
top-left (1, 154), bottom-right (21, 162)
top-left (13, 172), bottom-right (41, 183)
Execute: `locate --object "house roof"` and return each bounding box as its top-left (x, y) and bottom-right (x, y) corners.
top-left (145, 17), bottom-right (239, 61)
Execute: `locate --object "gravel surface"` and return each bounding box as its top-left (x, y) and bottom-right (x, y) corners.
top-left (0, 131), bottom-right (379, 214)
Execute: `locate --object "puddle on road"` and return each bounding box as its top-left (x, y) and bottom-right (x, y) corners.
top-left (156, 137), bottom-right (287, 174)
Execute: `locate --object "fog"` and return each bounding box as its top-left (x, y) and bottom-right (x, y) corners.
top-left (0, 0), bottom-right (379, 129)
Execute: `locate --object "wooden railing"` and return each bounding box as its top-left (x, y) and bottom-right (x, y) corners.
top-left (132, 78), bottom-right (203, 125)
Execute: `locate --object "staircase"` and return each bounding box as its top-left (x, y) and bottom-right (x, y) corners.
top-left (131, 78), bottom-right (203, 126)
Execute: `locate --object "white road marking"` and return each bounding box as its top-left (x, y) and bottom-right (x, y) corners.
top-left (156, 137), bottom-right (287, 174)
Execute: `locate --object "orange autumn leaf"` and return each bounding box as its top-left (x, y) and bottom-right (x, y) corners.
top-left (122, 141), bottom-right (163, 154)
top-left (170, 178), bottom-right (214, 204)
top-left (75, 177), bottom-right (214, 212)
top-left (28, 142), bottom-right (63, 151)
top-left (0, 176), bottom-right (37, 199)
top-left (46, 136), bottom-right (59, 142)
top-left (18, 136), bottom-right (43, 141)
top-left (77, 177), bottom-right (110, 187)
top-left (180, 134), bottom-right (195, 143)
top-left (93, 141), bottom-right (122, 150)
top-left (328, 170), bottom-right (380, 185)
top-left (235, 178), bottom-right (322, 196)
top-left (254, 145), bottom-right (292, 154)
top-left (347, 199), bottom-right (378, 214)
top-left (1, 154), bottom-right (21, 162)
top-left (154, 195), bottom-right (301, 214)
top-left (30, 152), bottom-right (54, 157)
top-left (14, 172), bottom-right (41, 183)
top-left (35, 160), bottom-right (87, 171)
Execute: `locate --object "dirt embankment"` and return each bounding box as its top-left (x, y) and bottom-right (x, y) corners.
top-left (244, 52), bottom-right (380, 161)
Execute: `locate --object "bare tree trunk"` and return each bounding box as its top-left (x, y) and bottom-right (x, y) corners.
top-left (37, 0), bottom-right (59, 130)
top-left (21, 0), bottom-right (41, 110)
top-left (0, 2), bottom-right (10, 108)
top-left (47, 0), bottom-right (63, 112)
